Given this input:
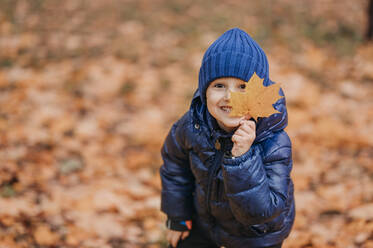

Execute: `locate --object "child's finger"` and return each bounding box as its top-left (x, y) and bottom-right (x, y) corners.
top-left (166, 230), bottom-right (174, 243)
top-left (232, 134), bottom-right (240, 143)
top-left (232, 134), bottom-right (245, 144)
top-left (239, 120), bottom-right (256, 131)
top-left (239, 116), bottom-right (246, 122)
top-left (238, 124), bottom-right (253, 135)
top-left (237, 123), bottom-right (255, 136)
top-left (247, 120), bottom-right (256, 129)
top-left (240, 118), bottom-right (256, 126)
top-left (233, 129), bottom-right (247, 137)
top-left (238, 114), bottom-right (252, 122)
top-left (181, 231), bottom-right (190, 240)
top-left (170, 232), bottom-right (182, 247)
top-left (231, 145), bottom-right (242, 157)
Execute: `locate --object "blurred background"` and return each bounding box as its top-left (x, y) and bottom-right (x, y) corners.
top-left (0, 0), bottom-right (372, 247)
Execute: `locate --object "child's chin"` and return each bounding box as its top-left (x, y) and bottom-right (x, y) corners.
top-left (222, 120), bottom-right (240, 129)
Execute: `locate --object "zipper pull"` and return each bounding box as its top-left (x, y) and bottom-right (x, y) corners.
top-left (215, 139), bottom-right (221, 150)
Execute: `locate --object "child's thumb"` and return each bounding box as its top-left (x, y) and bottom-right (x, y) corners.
top-left (238, 114), bottom-right (251, 125)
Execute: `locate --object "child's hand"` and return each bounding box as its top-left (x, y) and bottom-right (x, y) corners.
top-left (166, 229), bottom-right (190, 248)
top-left (231, 118), bottom-right (256, 157)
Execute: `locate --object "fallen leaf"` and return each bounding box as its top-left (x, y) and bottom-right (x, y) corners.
top-left (59, 158), bottom-right (84, 174)
top-left (34, 224), bottom-right (60, 246)
top-left (229, 72), bottom-right (283, 121)
top-left (348, 203), bottom-right (373, 220)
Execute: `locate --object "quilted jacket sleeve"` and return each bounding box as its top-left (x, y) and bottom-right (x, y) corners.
top-left (222, 130), bottom-right (292, 225)
top-left (160, 113), bottom-right (195, 220)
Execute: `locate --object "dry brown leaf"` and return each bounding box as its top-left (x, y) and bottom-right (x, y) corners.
top-left (229, 72), bottom-right (283, 121)
top-left (33, 224), bottom-right (59, 246)
top-left (348, 203), bottom-right (373, 220)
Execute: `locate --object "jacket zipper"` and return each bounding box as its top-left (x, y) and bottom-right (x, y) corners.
top-left (206, 138), bottom-right (225, 224)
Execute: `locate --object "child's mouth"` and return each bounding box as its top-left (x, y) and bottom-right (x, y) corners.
top-left (220, 106), bottom-right (232, 113)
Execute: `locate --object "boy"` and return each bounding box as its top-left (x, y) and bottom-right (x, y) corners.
top-left (160, 28), bottom-right (295, 248)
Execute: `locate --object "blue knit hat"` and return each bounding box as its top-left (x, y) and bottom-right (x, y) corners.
top-left (198, 28), bottom-right (270, 104)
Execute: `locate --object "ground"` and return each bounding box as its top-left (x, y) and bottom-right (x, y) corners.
top-left (0, 0), bottom-right (372, 247)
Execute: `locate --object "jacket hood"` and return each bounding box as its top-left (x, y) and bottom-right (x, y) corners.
top-left (189, 87), bottom-right (288, 143)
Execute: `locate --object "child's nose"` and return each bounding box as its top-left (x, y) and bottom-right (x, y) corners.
top-left (223, 90), bottom-right (231, 100)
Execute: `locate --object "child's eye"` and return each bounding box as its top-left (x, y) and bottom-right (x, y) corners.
top-left (239, 84), bottom-right (246, 89)
top-left (214, 83), bottom-right (224, 88)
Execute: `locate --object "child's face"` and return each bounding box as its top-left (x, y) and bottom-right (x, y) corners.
top-left (206, 77), bottom-right (250, 132)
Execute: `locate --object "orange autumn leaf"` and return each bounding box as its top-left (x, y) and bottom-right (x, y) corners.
top-left (229, 72), bottom-right (283, 121)
top-left (34, 225), bottom-right (59, 245)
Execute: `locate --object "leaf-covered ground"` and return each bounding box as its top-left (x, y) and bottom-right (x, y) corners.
top-left (0, 0), bottom-right (372, 247)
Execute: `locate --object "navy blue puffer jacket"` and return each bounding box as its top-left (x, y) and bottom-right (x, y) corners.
top-left (160, 89), bottom-right (295, 247)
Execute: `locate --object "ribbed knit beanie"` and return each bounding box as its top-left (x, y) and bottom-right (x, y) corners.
top-left (198, 28), bottom-right (270, 104)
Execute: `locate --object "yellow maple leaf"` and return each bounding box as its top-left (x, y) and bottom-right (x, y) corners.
top-left (229, 72), bottom-right (283, 121)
